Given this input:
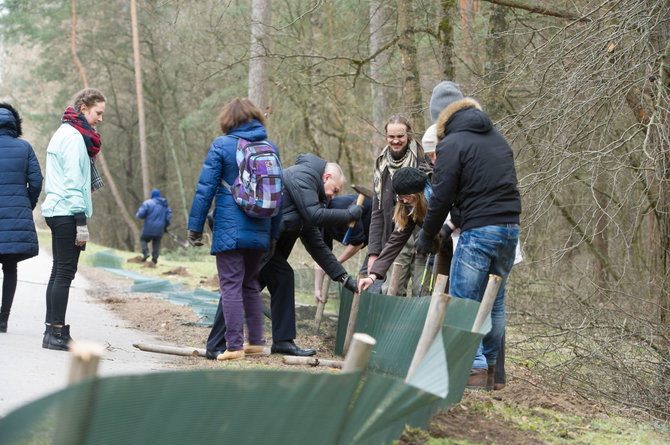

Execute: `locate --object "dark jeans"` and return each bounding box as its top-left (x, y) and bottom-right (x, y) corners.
top-left (45, 216), bottom-right (82, 325)
top-left (0, 258), bottom-right (18, 315)
top-left (140, 235), bottom-right (162, 262)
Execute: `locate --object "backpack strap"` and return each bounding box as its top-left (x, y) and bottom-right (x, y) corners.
top-left (220, 134), bottom-right (243, 191)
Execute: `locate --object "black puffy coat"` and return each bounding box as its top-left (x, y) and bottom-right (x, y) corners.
top-left (277, 153), bottom-right (352, 280)
top-left (423, 98), bottom-right (521, 236)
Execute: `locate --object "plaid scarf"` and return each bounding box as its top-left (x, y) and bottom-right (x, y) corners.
top-left (62, 107), bottom-right (104, 192)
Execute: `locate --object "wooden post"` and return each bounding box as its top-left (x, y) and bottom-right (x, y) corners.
top-left (472, 274), bottom-right (503, 333)
top-left (342, 333), bottom-right (377, 373)
top-left (387, 261), bottom-right (403, 296)
top-left (314, 277), bottom-right (332, 332)
top-left (282, 356), bottom-right (343, 369)
top-left (405, 291), bottom-right (451, 381)
top-left (342, 288), bottom-right (361, 356)
top-left (68, 340), bottom-right (107, 384)
top-left (432, 273), bottom-right (449, 296)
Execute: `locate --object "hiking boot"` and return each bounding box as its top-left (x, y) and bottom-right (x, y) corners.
top-left (466, 368), bottom-right (489, 390)
top-left (44, 325), bottom-right (72, 351)
top-left (217, 349), bottom-right (244, 361)
top-left (244, 344), bottom-right (265, 355)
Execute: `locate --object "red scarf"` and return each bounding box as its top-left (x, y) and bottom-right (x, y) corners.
top-left (61, 107), bottom-right (101, 159)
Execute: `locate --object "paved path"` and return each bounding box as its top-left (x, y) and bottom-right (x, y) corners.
top-left (0, 248), bottom-right (178, 417)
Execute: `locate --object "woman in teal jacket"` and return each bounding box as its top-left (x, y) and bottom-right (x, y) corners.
top-left (40, 88), bottom-right (106, 351)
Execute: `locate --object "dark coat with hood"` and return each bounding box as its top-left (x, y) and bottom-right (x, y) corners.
top-left (278, 153), bottom-right (352, 280)
top-left (422, 98), bottom-right (521, 237)
top-left (188, 119), bottom-right (281, 254)
top-left (136, 189), bottom-right (172, 237)
top-left (0, 105), bottom-right (43, 260)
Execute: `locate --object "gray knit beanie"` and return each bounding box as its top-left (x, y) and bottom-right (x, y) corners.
top-left (429, 81), bottom-right (464, 123)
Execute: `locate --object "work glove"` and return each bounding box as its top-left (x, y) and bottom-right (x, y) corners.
top-left (188, 230), bottom-right (204, 247)
top-left (339, 273), bottom-right (358, 293)
top-left (347, 203), bottom-right (363, 221)
top-left (75, 225), bottom-right (89, 244)
top-left (415, 229), bottom-right (438, 255)
top-left (439, 223), bottom-right (453, 241)
top-left (73, 212), bottom-right (89, 245)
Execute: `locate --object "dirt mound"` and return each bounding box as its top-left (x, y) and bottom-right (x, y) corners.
top-left (162, 266), bottom-right (192, 277)
top-left (200, 274), bottom-right (219, 291)
top-left (127, 255), bottom-right (146, 263)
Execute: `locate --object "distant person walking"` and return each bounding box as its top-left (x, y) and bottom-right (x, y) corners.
top-left (0, 103), bottom-right (43, 333)
top-left (41, 88), bottom-right (106, 351)
top-left (136, 189), bottom-right (172, 264)
top-left (188, 97), bottom-right (282, 361)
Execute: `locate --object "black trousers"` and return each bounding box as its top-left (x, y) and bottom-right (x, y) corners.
top-left (45, 216), bottom-right (82, 325)
top-left (0, 257), bottom-right (18, 315)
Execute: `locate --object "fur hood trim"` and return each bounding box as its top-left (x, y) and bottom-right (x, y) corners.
top-left (436, 98), bottom-right (482, 140)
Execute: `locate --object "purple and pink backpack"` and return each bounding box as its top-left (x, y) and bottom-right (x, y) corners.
top-left (222, 137), bottom-right (283, 218)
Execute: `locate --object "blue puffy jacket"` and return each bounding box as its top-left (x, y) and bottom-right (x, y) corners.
top-left (187, 119), bottom-right (281, 254)
top-left (136, 189), bottom-right (172, 237)
top-left (0, 107), bottom-right (43, 260)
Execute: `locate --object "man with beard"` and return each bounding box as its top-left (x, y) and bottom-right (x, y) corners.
top-left (367, 115), bottom-right (431, 296)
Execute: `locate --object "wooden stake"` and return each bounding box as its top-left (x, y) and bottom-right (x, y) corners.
top-left (432, 273), bottom-right (449, 295)
top-left (471, 274), bottom-right (503, 333)
top-left (282, 356), bottom-right (343, 369)
top-left (68, 340), bottom-right (107, 384)
top-left (342, 288), bottom-right (361, 356)
top-left (133, 342), bottom-right (206, 357)
top-left (387, 261), bottom-right (403, 296)
top-left (405, 291), bottom-right (451, 381)
top-left (314, 277), bottom-right (332, 333)
top-left (342, 333), bottom-right (377, 373)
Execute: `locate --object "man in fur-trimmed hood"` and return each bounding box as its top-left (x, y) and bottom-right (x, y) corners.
top-left (415, 80), bottom-right (521, 390)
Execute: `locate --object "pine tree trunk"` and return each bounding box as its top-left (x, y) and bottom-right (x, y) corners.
top-left (396, 0), bottom-right (425, 132)
top-left (130, 0), bottom-right (150, 199)
top-left (249, 0), bottom-right (272, 112)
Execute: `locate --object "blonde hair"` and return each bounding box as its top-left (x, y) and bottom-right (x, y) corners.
top-left (392, 191), bottom-right (427, 231)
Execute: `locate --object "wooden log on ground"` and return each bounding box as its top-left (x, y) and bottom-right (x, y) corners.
top-left (342, 333), bottom-right (377, 373)
top-left (133, 342), bottom-right (206, 357)
top-left (405, 291), bottom-right (451, 381)
top-left (314, 277), bottom-right (332, 333)
top-left (387, 261), bottom-right (403, 296)
top-left (471, 274), bottom-right (503, 333)
top-left (282, 356), bottom-right (343, 369)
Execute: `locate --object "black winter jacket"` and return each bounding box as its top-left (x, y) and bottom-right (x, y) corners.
top-left (422, 98), bottom-right (521, 237)
top-left (277, 153), bottom-right (352, 280)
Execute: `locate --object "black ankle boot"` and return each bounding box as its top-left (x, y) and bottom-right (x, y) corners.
top-left (44, 325), bottom-right (72, 351)
top-left (0, 312), bottom-right (8, 333)
top-left (42, 324), bottom-right (52, 347)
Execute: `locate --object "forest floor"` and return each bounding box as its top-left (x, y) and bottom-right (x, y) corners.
top-left (81, 255), bottom-right (668, 445)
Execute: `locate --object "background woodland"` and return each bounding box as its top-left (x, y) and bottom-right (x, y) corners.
top-left (0, 0), bottom-right (668, 420)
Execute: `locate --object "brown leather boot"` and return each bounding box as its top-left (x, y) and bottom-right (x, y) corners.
top-left (487, 365), bottom-right (495, 391)
top-left (466, 368), bottom-right (489, 390)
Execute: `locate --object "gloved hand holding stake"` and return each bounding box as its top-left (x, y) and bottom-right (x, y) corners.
top-left (415, 229), bottom-right (438, 255)
top-left (339, 273), bottom-right (358, 293)
top-left (188, 230), bottom-right (203, 247)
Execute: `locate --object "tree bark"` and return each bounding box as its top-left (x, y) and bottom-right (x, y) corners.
top-left (130, 0), bottom-right (150, 199)
top-left (249, 0), bottom-right (272, 112)
top-left (438, 0), bottom-right (457, 80)
top-left (396, 0), bottom-right (425, 132)
top-left (369, 1), bottom-right (393, 145)
top-left (484, 4), bottom-right (508, 120)
top-left (479, 0), bottom-right (589, 22)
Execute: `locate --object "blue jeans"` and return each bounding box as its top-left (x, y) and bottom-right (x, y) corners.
top-left (449, 224), bottom-right (518, 369)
